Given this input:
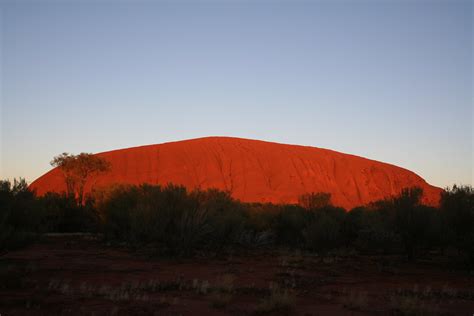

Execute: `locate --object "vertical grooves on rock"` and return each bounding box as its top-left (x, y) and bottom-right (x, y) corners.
top-left (29, 137), bottom-right (442, 209)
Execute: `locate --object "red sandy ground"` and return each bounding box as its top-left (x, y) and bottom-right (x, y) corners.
top-left (1, 235), bottom-right (473, 315)
top-left (30, 137), bottom-right (442, 209)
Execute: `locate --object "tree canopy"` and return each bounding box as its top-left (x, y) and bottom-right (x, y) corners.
top-left (51, 153), bottom-right (110, 204)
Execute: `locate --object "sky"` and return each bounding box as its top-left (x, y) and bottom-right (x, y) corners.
top-left (0, 0), bottom-right (472, 188)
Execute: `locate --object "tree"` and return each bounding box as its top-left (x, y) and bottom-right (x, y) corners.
top-left (0, 178), bottom-right (39, 251)
top-left (391, 187), bottom-right (429, 260)
top-left (273, 204), bottom-right (308, 247)
top-left (304, 213), bottom-right (342, 254)
top-left (51, 153), bottom-right (110, 204)
top-left (298, 192), bottom-right (332, 210)
top-left (441, 185), bottom-right (474, 265)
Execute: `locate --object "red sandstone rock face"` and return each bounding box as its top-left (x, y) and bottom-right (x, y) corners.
top-left (29, 137), bottom-right (442, 209)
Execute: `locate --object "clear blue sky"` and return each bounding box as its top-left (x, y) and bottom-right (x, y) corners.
top-left (1, 0), bottom-right (472, 188)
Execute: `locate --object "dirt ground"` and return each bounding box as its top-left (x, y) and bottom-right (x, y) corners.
top-left (1, 235), bottom-right (473, 315)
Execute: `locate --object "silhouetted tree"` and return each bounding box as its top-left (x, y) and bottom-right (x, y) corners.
top-left (51, 153), bottom-right (110, 204)
top-left (304, 213), bottom-right (342, 254)
top-left (441, 185), bottom-right (474, 265)
top-left (0, 179), bottom-right (39, 250)
top-left (38, 192), bottom-right (98, 232)
top-left (392, 187), bottom-right (429, 260)
top-left (298, 192), bottom-right (332, 210)
top-left (273, 205), bottom-right (308, 247)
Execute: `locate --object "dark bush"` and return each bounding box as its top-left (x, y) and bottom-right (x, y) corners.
top-left (0, 179), bottom-right (40, 251)
top-left (299, 192), bottom-right (331, 210)
top-left (38, 192), bottom-right (98, 233)
top-left (353, 207), bottom-right (398, 254)
top-left (304, 213), bottom-right (341, 254)
top-left (391, 187), bottom-right (426, 259)
top-left (97, 184), bottom-right (248, 255)
top-left (343, 207), bottom-right (368, 247)
top-left (2, 175), bottom-right (472, 263)
top-left (303, 206), bottom-right (346, 254)
top-left (94, 184), bottom-right (139, 240)
top-left (386, 187), bottom-right (445, 260)
top-left (273, 205), bottom-right (308, 247)
top-left (197, 189), bottom-right (248, 250)
top-left (441, 185), bottom-right (474, 265)
top-left (130, 185), bottom-right (198, 253)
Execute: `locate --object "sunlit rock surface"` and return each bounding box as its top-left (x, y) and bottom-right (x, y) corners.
top-left (30, 137), bottom-right (441, 209)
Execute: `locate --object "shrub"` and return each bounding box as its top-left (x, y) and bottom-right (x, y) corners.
top-left (0, 179), bottom-right (40, 251)
top-left (273, 205), bottom-right (308, 247)
top-left (2, 174), bottom-right (472, 263)
top-left (195, 189), bottom-right (247, 250)
top-left (244, 203), bottom-right (278, 232)
top-left (354, 210), bottom-right (398, 255)
top-left (441, 185), bottom-right (474, 265)
top-left (98, 184), bottom-right (247, 255)
top-left (299, 192), bottom-right (331, 210)
top-left (38, 192), bottom-right (98, 233)
top-left (304, 213), bottom-right (342, 254)
top-left (391, 187), bottom-right (426, 260)
top-left (94, 184), bottom-right (140, 240)
top-left (343, 207), bottom-right (367, 245)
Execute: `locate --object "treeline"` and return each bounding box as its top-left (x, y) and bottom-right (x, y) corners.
top-left (0, 179), bottom-right (99, 249)
top-left (1, 179), bottom-right (473, 265)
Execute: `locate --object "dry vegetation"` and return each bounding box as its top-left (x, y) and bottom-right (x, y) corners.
top-left (1, 180), bottom-right (473, 314)
top-left (1, 235), bottom-right (474, 315)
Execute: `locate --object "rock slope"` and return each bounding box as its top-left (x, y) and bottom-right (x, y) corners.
top-left (29, 137), bottom-right (442, 209)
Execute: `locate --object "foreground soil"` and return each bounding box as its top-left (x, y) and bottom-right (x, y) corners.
top-left (1, 235), bottom-right (473, 316)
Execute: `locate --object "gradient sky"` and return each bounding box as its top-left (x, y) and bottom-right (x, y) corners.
top-left (0, 0), bottom-right (472, 188)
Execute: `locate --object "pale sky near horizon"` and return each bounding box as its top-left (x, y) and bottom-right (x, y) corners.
top-left (0, 0), bottom-right (472, 188)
